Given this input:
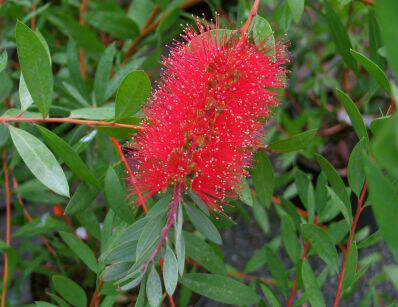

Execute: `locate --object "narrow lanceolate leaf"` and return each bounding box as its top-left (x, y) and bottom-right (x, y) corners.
top-left (0, 50), bottom-right (7, 73)
top-left (136, 214), bottom-right (164, 261)
top-left (294, 169), bottom-right (315, 222)
top-left (15, 21), bottom-right (53, 117)
top-left (185, 205), bottom-right (222, 245)
top-left (19, 73), bottom-right (33, 111)
top-left (65, 183), bottom-right (98, 215)
top-left (364, 155), bottom-right (398, 260)
top-left (146, 266), bottom-right (163, 307)
top-left (9, 126), bottom-right (69, 197)
top-left (281, 214), bottom-right (300, 263)
top-left (180, 273), bottom-right (260, 305)
top-left (260, 284), bottom-right (281, 307)
top-left (115, 70), bottom-right (151, 121)
top-left (175, 204), bottom-right (185, 275)
top-left (268, 129), bottom-right (318, 152)
top-left (163, 245), bottom-right (178, 295)
top-left (252, 15), bottom-right (275, 57)
top-left (94, 43), bottom-right (116, 105)
top-left (253, 200), bottom-right (270, 234)
top-left (343, 241), bottom-right (358, 289)
top-left (336, 89), bottom-right (368, 141)
top-left (324, 1), bottom-right (357, 73)
top-left (59, 231), bottom-right (98, 273)
top-left (327, 187), bottom-right (352, 229)
top-left (315, 154), bottom-right (350, 208)
top-left (37, 126), bottom-right (101, 189)
top-left (372, 114), bottom-right (398, 178)
top-left (287, 0), bottom-right (305, 23)
top-left (52, 275), bottom-right (87, 307)
top-left (348, 138), bottom-right (367, 196)
top-left (265, 247), bottom-right (288, 296)
top-left (301, 224), bottom-right (339, 272)
top-left (237, 178), bottom-right (253, 207)
top-left (302, 259), bottom-right (326, 307)
top-left (104, 167), bottom-right (135, 223)
top-left (375, 0), bottom-right (398, 79)
top-left (350, 49), bottom-right (391, 94)
top-left (252, 151), bottom-right (274, 208)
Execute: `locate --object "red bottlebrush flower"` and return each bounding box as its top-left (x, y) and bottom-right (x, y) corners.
top-left (128, 20), bottom-right (287, 213)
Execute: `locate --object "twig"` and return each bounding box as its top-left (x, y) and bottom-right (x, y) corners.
top-left (227, 271), bottom-right (275, 286)
top-left (31, 2), bottom-right (37, 30)
top-left (0, 117), bottom-right (142, 130)
top-left (1, 149), bottom-right (11, 307)
top-left (110, 137), bottom-right (148, 213)
top-left (359, 0), bottom-right (373, 5)
top-left (333, 181), bottom-right (368, 306)
top-left (241, 0), bottom-right (260, 34)
top-left (89, 280), bottom-right (103, 307)
top-left (122, 0), bottom-right (202, 64)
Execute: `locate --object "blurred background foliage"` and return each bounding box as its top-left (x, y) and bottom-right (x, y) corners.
top-left (0, 0), bottom-right (398, 306)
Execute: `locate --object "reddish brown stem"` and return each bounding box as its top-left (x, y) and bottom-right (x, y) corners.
top-left (0, 117), bottom-right (142, 130)
top-left (241, 0), bottom-right (260, 34)
top-left (110, 137), bottom-right (147, 213)
top-left (31, 2), bottom-right (37, 30)
top-left (89, 280), bottom-right (103, 307)
top-left (1, 149), bottom-right (11, 307)
top-left (333, 181), bottom-right (368, 306)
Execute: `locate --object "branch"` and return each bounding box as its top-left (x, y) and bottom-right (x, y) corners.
top-left (241, 0), bottom-right (260, 34)
top-left (333, 181), bottom-right (368, 306)
top-left (1, 149), bottom-right (11, 307)
top-left (122, 0), bottom-right (203, 64)
top-left (0, 117), bottom-right (142, 130)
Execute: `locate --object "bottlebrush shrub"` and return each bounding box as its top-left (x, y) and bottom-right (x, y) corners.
top-left (1, 1), bottom-right (398, 306)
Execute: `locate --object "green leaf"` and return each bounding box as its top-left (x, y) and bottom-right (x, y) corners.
top-left (94, 43), bottom-right (116, 105)
top-left (268, 129), bottom-right (318, 152)
top-left (327, 187), bottom-right (352, 229)
top-left (375, 0), bottom-right (398, 79)
top-left (184, 231), bottom-right (226, 275)
top-left (384, 265), bottom-right (398, 290)
top-left (180, 273), bottom-right (260, 305)
top-left (163, 245), bottom-right (178, 295)
top-left (364, 155), bottom-right (398, 260)
top-left (37, 125), bottom-right (101, 189)
top-left (15, 21), bottom-right (53, 117)
top-left (66, 40), bottom-right (86, 97)
top-left (348, 138), bottom-right (367, 196)
top-left (59, 231), bottom-right (98, 273)
top-left (237, 178), bottom-right (253, 207)
top-left (101, 262), bottom-right (131, 282)
top-left (301, 224), bottom-right (339, 272)
top-left (324, 1), bottom-right (357, 72)
top-left (252, 151), bottom-right (274, 208)
top-left (69, 105), bottom-right (115, 120)
top-left (294, 169), bottom-right (315, 222)
top-left (342, 241), bottom-right (358, 289)
top-left (336, 89), bottom-right (368, 141)
top-left (52, 275), bottom-right (87, 307)
top-left (101, 240), bottom-right (137, 264)
top-left (157, 7), bottom-right (181, 34)
top-left (19, 74), bottom-right (33, 111)
top-left (185, 205), bottom-right (222, 245)
top-left (136, 214), bottom-right (164, 261)
top-left (265, 247), bottom-right (288, 296)
top-left (287, 0), bottom-right (305, 23)
top-left (260, 284), bottom-right (281, 307)
top-left (146, 266), bottom-right (163, 307)
top-left (281, 214), bottom-right (300, 263)
top-left (86, 11), bottom-right (140, 40)
top-left (104, 167), bottom-right (135, 223)
top-left (315, 154), bottom-right (350, 209)
top-left (175, 205), bottom-right (185, 276)
top-left (9, 126), bottom-right (69, 197)
top-left (65, 183), bottom-right (98, 215)
top-left (252, 15), bottom-right (275, 57)
top-left (189, 190), bottom-right (210, 216)
top-left (253, 199), bottom-right (270, 234)
top-left (115, 70), bottom-right (151, 121)
top-left (372, 114), bottom-right (398, 178)
top-left (0, 50), bottom-right (7, 73)
top-left (350, 49), bottom-right (391, 94)
top-left (302, 259), bottom-right (326, 307)
top-left (35, 302), bottom-right (58, 307)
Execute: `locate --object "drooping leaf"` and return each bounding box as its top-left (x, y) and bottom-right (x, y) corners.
top-left (302, 259), bottom-right (326, 307)
top-left (252, 151), bottom-right (274, 208)
top-left (15, 21), bottom-right (53, 117)
top-left (252, 15), bottom-right (275, 57)
top-left (180, 273), bottom-right (260, 305)
top-left (342, 241), bottom-right (358, 289)
top-left (163, 245), bottom-right (178, 295)
top-left (52, 275), bottom-right (87, 307)
top-left (287, 0), bottom-right (305, 23)
top-left (268, 129), bottom-right (318, 152)
top-left (348, 138), bottom-right (367, 196)
top-left (94, 43), bottom-right (116, 105)
top-left (69, 105), bottom-right (115, 120)
top-left (37, 125), bottom-right (101, 189)
top-left (19, 73), bottom-right (34, 112)
top-left (0, 50), bottom-right (7, 73)
top-left (9, 126), bottom-right (69, 197)
top-left (146, 266), bottom-right (163, 307)
top-left (301, 224), bottom-right (339, 272)
top-left (59, 231), bottom-right (98, 273)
